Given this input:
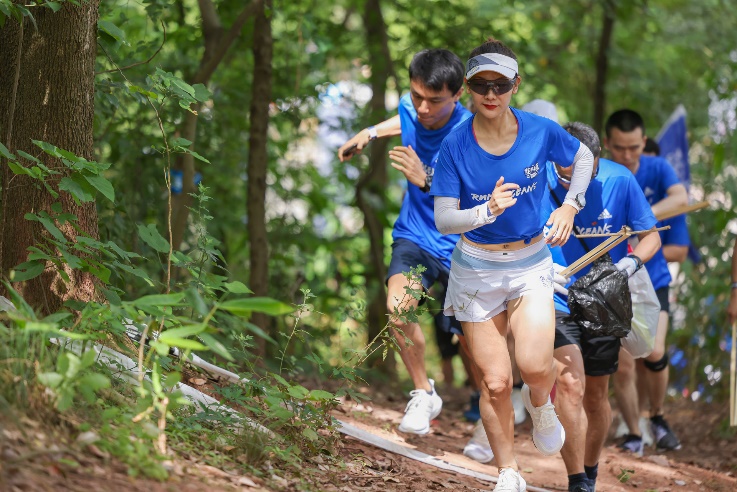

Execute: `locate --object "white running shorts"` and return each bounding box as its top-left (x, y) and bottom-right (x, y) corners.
top-left (444, 239), bottom-right (554, 323)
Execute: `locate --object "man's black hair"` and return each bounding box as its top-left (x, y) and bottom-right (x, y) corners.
top-left (408, 49), bottom-right (464, 94)
top-left (605, 109), bottom-right (646, 137)
top-left (563, 122), bottom-right (601, 158)
top-left (643, 138), bottom-right (660, 156)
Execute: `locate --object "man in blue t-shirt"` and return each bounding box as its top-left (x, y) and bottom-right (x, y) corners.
top-left (545, 122), bottom-right (661, 492)
top-left (604, 109), bottom-right (688, 453)
top-left (338, 49), bottom-right (472, 435)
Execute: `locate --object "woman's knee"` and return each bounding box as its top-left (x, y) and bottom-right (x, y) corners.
top-left (519, 363), bottom-right (553, 387)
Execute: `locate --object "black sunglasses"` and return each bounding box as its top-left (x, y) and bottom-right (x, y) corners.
top-left (467, 76), bottom-right (517, 96)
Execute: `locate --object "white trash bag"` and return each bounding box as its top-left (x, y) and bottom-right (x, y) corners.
top-left (622, 268), bottom-right (660, 358)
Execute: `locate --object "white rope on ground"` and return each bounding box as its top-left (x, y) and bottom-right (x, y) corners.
top-left (337, 421), bottom-right (553, 492)
top-left (48, 337), bottom-right (276, 439)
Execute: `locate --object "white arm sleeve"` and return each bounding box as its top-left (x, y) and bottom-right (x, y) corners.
top-left (562, 143), bottom-right (594, 211)
top-left (434, 196), bottom-right (496, 235)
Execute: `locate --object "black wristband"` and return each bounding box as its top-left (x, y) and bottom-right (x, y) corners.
top-left (627, 254), bottom-right (643, 272)
top-left (420, 174), bottom-right (432, 193)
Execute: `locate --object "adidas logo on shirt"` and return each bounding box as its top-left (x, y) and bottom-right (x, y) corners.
top-left (598, 209), bottom-right (613, 220)
top-left (644, 186), bottom-right (655, 197)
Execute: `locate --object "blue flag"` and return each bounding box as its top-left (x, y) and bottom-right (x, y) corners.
top-left (655, 105), bottom-right (690, 186)
top-left (656, 105), bottom-right (700, 263)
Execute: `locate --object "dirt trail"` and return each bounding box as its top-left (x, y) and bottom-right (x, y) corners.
top-left (332, 389), bottom-right (737, 491)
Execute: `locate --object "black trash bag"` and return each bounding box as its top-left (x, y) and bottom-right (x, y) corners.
top-left (566, 253), bottom-right (632, 338)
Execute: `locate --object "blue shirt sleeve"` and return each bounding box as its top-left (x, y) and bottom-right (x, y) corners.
top-left (658, 158), bottom-right (681, 191)
top-left (661, 215), bottom-right (690, 246)
top-left (429, 138), bottom-right (461, 198)
top-left (546, 122), bottom-right (582, 168)
top-left (626, 175), bottom-right (658, 231)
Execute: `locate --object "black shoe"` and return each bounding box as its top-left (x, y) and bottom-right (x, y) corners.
top-left (568, 481), bottom-right (592, 492)
top-left (650, 415), bottom-right (682, 450)
top-left (617, 433), bottom-right (644, 456)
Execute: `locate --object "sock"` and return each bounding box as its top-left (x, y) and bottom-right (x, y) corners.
top-left (568, 473), bottom-right (588, 488)
top-left (584, 463), bottom-right (598, 482)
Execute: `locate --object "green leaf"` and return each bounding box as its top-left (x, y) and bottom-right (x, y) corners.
top-left (37, 372), bottom-right (63, 389)
top-left (137, 223), bottom-right (170, 253)
top-left (223, 281), bottom-right (253, 294)
top-left (170, 77), bottom-right (195, 97)
top-left (112, 261), bottom-right (153, 285)
top-left (59, 176), bottom-right (94, 202)
top-left (307, 389), bottom-right (336, 401)
top-left (171, 137), bottom-right (192, 148)
top-left (185, 149), bottom-right (210, 164)
top-left (8, 162), bottom-right (31, 176)
top-left (16, 150), bottom-right (41, 164)
top-left (219, 297), bottom-right (294, 317)
top-left (10, 261), bottom-right (45, 282)
top-left (0, 141), bottom-right (15, 160)
top-left (301, 427), bottom-right (319, 442)
top-left (98, 20), bottom-right (127, 44)
top-left (63, 353), bottom-right (82, 379)
top-left (45, 2), bottom-right (62, 12)
top-left (198, 333), bottom-right (234, 362)
top-left (78, 373), bottom-right (110, 391)
top-left (158, 324), bottom-right (206, 342)
top-left (134, 293), bottom-right (185, 307)
top-left (159, 337), bottom-right (207, 351)
top-left (25, 212), bottom-right (66, 242)
top-left (84, 174), bottom-right (115, 203)
top-left (287, 385), bottom-right (309, 399)
top-left (192, 83), bottom-right (212, 102)
top-left (81, 349), bottom-right (97, 368)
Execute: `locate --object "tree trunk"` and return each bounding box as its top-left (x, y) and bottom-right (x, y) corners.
top-left (0, 2), bottom-right (100, 314)
top-left (357, 0), bottom-right (395, 375)
top-left (593, 0), bottom-right (616, 135)
top-left (170, 0), bottom-right (262, 252)
top-left (246, 0), bottom-right (273, 358)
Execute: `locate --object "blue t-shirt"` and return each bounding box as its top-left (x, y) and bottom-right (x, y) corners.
top-left (392, 94), bottom-right (472, 266)
top-left (545, 159), bottom-right (658, 314)
top-left (661, 214), bottom-right (690, 247)
top-left (633, 155), bottom-right (683, 289)
top-left (430, 109), bottom-right (582, 244)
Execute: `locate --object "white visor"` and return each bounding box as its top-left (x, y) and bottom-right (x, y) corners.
top-left (465, 53), bottom-right (518, 80)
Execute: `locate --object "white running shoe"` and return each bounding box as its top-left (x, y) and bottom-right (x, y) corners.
top-left (511, 387), bottom-right (528, 425)
top-left (521, 384), bottom-right (565, 456)
top-left (494, 467), bottom-right (527, 492)
top-left (463, 420), bottom-right (494, 463)
top-left (398, 379), bottom-right (442, 434)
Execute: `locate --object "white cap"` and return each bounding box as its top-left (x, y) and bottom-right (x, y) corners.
top-left (521, 99), bottom-right (559, 123)
top-left (465, 53), bottom-right (518, 80)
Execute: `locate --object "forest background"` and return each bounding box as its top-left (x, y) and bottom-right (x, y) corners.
top-left (1, 0), bottom-right (736, 488)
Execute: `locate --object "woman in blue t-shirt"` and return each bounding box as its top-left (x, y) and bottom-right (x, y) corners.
top-left (430, 37), bottom-right (594, 490)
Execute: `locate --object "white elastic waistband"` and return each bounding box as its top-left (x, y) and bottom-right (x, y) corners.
top-left (458, 238), bottom-right (545, 263)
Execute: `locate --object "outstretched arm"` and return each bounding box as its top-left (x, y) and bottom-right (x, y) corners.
top-left (338, 115), bottom-right (401, 162)
top-left (651, 183), bottom-right (688, 217)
